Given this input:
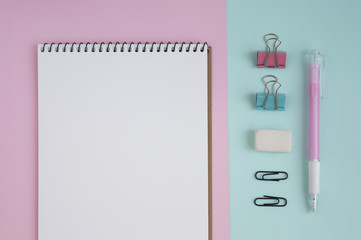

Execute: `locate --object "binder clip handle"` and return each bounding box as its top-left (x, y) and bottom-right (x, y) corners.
top-left (262, 75), bottom-right (281, 109)
top-left (263, 33), bottom-right (279, 42)
top-left (264, 36), bottom-right (282, 68)
top-left (262, 74), bottom-right (278, 85)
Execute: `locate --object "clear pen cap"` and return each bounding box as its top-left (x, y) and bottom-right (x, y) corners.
top-left (309, 50), bottom-right (325, 98)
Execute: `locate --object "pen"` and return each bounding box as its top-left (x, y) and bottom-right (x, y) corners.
top-left (308, 50), bottom-right (324, 212)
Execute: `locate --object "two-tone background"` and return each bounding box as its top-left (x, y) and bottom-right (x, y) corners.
top-left (1, 0), bottom-right (360, 239)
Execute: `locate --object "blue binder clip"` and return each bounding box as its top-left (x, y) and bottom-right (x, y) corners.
top-left (256, 75), bottom-right (285, 111)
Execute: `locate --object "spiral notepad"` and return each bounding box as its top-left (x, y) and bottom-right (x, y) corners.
top-left (38, 42), bottom-right (211, 240)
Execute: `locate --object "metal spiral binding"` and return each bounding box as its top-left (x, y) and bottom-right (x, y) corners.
top-left (41, 42), bottom-right (208, 53)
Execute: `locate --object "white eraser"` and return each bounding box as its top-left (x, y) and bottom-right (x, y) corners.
top-left (254, 129), bottom-right (292, 152)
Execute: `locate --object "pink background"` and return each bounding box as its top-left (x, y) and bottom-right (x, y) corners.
top-left (0, 0), bottom-right (229, 239)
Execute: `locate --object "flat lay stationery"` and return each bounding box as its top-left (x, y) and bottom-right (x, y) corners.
top-left (3, 1), bottom-right (361, 240)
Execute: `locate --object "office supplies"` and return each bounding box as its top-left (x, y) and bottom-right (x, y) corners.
top-left (255, 171), bottom-right (288, 181)
top-left (257, 33), bottom-right (286, 68)
top-left (38, 42), bottom-right (211, 240)
top-left (254, 195), bottom-right (287, 207)
top-left (256, 75), bottom-right (285, 111)
top-left (308, 50), bottom-right (324, 213)
top-left (254, 129), bottom-right (292, 152)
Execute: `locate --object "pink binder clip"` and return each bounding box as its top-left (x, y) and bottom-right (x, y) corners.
top-left (257, 33), bottom-right (286, 68)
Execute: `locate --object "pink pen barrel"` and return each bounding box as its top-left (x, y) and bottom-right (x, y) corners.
top-left (309, 63), bottom-right (320, 160)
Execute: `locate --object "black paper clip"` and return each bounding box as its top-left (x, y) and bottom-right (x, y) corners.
top-left (254, 195), bottom-right (287, 207)
top-left (255, 171), bottom-right (288, 182)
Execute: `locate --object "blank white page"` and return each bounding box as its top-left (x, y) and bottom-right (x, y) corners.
top-left (38, 43), bottom-right (209, 240)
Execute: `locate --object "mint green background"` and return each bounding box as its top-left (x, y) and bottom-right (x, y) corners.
top-left (227, 0), bottom-right (361, 239)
